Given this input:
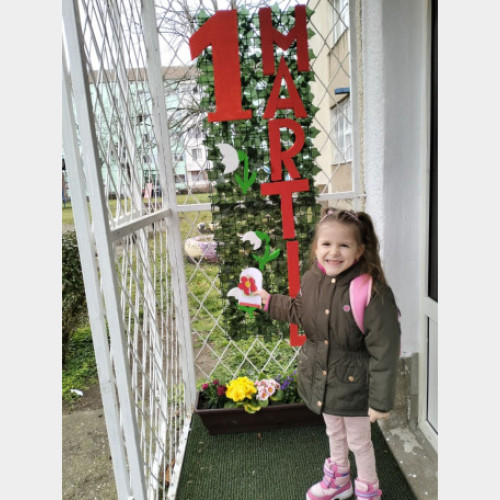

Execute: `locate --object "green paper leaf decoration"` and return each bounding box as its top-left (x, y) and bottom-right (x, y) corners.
top-left (255, 230), bottom-right (270, 242)
top-left (268, 249), bottom-right (281, 260)
top-left (237, 305), bottom-right (257, 318)
top-left (194, 4), bottom-right (321, 341)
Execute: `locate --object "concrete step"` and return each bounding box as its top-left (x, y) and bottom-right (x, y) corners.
top-left (378, 414), bottom-right (437, 499)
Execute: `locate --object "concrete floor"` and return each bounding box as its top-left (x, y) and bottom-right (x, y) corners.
top-left (378, 412), bottom-right (438, 499)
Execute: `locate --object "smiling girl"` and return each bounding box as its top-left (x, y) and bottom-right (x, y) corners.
top-left (256, 207), bottom-right (401, 500)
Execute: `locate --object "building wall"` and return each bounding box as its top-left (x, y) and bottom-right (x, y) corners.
top-left (310, 0), bottom-right (430, 357)
top-left (310, 0), bottom-right (354, 196)
top-left (309, 0), bottom-right (334, 192)
top-left (329, 33), bottom-right (351, 107)
top-left (360, 0), bottom-right (429, 355)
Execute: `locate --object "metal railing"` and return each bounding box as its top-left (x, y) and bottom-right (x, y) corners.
top-left (62, 0), bottom-right (361, 498)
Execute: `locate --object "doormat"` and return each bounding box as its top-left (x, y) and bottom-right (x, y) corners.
top-left (176, 414), bottom-right (417, 499)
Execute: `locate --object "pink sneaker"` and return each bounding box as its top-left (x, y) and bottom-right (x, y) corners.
top-left (306, 458), bottom-right (353, 500)
top-left (354, 478), bottom-right (382, 499)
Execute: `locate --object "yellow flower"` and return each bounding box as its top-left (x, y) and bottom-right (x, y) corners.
top-left (226, 376), bottom-right (257, 402)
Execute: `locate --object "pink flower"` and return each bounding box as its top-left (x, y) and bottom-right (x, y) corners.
top-left (255, 379), bottom-right (280, 400)
top-left (202, 383), bottom-right (209, 391)
top-left (217, 385), bottom-right (226, 397)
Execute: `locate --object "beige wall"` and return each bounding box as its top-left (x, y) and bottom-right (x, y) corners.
top-left (309, 0), bottom-right (353, 196)
top-left (329, 32), bottom-right (351, 107)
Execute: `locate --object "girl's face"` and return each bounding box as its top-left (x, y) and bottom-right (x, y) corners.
top-left (315, 221), bottom-right (364, 276)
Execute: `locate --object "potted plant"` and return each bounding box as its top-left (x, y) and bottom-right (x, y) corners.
top-left (194, 372), bottom-right (324, 434)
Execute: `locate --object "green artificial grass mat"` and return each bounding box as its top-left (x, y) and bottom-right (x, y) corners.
top-left (176, 414), bottom-right (417, 500)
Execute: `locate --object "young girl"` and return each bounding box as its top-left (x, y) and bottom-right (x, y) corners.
top-left (256, 207), bottom-right (401, 500)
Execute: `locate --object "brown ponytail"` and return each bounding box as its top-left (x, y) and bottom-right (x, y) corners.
top-left (355, 211), bottom-right (386, 285)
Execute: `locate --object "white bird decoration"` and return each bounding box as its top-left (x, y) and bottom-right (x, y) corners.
top-left (217, 143), bottom-right (240, 174)
top-left (240, 231), bottom-right (262, 250)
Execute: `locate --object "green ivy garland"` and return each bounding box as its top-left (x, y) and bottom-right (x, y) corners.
top-left (195, 5), bottom-right (321, 341)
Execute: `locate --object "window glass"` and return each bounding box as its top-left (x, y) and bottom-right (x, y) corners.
top-left (332, 99), bottom-right (352, 163)
top-left (333, 0), bottom-right (349, 44)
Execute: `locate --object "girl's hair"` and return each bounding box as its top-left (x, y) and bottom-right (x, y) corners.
top-left (310, 206), bottom-right (387, 285)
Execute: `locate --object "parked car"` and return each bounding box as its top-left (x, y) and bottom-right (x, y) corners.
top-left (175, 182), bottom-right (188, 194)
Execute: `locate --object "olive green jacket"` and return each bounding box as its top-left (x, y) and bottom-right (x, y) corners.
top-left (266, 261), bottom-right (401, 416)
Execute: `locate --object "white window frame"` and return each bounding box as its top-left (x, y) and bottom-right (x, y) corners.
top-left (191, 147), bottom-right (202, 161)
top-left (331, 98), bottom-right (352, 164)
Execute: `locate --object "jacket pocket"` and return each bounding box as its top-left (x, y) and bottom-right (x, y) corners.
top-left (333, 359), bottom-right (369, 410)
top-left (335, 361), bottom-right (369, 386)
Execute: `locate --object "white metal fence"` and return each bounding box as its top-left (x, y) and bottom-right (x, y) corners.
top-left (62, 0), bottom-right (362, 498)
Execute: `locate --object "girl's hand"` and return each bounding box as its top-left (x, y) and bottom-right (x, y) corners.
top-left (254, 289), bottom-right (270, 303)
top-left (368, 408), bottom-right (390, 423)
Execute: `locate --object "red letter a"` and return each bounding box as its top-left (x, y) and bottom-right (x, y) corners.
top-left (268, 119), bottom-right (305, 181)
top-left (263, 57), bottom-right (307, 119)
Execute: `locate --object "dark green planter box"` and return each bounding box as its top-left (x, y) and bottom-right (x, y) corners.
top-left (194, 392), bottom-right (324, 435)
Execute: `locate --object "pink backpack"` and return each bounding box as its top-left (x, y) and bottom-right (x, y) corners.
top-left (349, 274), bottom-right (373, 334)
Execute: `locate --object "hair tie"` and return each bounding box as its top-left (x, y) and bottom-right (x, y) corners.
top-left (346, 211), bottom-right (359, 222)
top-left (320, 208), bottom-right (335, 223)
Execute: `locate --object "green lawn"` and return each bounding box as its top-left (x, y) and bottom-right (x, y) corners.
top-left (62, 326), bottom-right (98, 404)
top-left (62, 193), bottom-right (296, 394)
top-left (62, 203), bottom-right (76, 226)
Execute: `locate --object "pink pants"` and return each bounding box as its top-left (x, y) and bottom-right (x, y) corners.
top-left (323, 413), bottom-right (378, 483)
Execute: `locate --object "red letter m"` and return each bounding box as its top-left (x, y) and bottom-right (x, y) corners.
top-left (259, 5), bottom-right (309, 75)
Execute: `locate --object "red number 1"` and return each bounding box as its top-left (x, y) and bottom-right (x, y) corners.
top-left (189, 10), bottom-right (252, 122)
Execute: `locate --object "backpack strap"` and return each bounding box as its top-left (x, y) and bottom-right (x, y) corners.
top-left (349, 274), bottom-right (373, 334)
